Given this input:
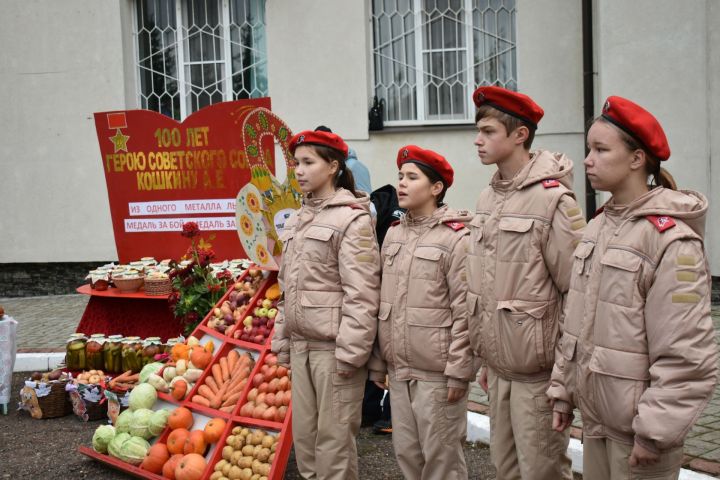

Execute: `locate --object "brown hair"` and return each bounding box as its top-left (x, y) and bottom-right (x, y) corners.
top-left (595, 116), bottom-right (676, 190)
top-left (308, 144), bottom-right (359, 196)
top-left (410, 162), bottom-right (447, 207)
top-left (475, 105), bottom-right (536, 149)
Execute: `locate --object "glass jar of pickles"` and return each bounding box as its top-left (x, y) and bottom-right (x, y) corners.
top-left (141, 337), bottom-right (162, 366)
top-left (121, 336), bottom-right (143, 373)
top-left (86, 334), bottom-right (106, 370)
top-left (66, 333), bottom-right (88, 371)
top-left (163, 337), bottom-right (180, 356)
top-left (103, 335), bottom-right (124, 373)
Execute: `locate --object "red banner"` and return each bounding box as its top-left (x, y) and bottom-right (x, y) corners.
top-left (94, 99), bottom-right (274, 263)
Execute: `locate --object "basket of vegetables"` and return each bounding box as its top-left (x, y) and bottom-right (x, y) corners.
top-left (71, 370), bottom-right (109, 421)
top-left (19, 370), bottom-right (72, 419)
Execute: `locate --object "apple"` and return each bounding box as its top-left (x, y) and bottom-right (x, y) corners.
top-left (243, 316), bottom-right (253, 327)
top-left (267, 308), bottom-right (278, 319)
top-left (262, 299), bottom-right (273, 309)
top-left (252, 317), bottom-right (261, 327)
top-left (267, 320), bottom-right (275, 330)
top-left (253, 335), bottom-right (265, 344)
top-left (258, 308), bottom-right (269, 318)
top-left (244, 325), bottom-right (253, 333)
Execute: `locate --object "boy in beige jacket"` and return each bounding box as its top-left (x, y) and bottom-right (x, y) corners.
top-left (369, 145), bottom-right (475, 480)
top-left (466, 86), bottom-right (583, 479)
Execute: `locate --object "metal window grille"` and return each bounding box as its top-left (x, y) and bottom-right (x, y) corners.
top-left (134, 0), bottom-right (267, 120)
top-left (372, 0), bottom-right (516, 126)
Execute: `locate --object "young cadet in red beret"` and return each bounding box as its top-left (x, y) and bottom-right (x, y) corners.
top-left (547, 96), bottom-right (718, 479)
top-left (466, 86), bottom-right (584, 479)
top-left (270, 128), bottom-right (381, 480)
top-left (368, 145), bottom-right (475, 480)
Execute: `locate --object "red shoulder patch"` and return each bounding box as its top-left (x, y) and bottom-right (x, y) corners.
top-left (646, 215), bottom-right (676, 232)
top-left (349, 204), bottom-right (363, 210)
top-left (593, 206), bottom-right (605, 219)
top-left (542, 179), bottom-right (560, 188)
top-left (390, 220), bottom-right (401, 227)
top-left (444, 221), bottom-right (465, 231)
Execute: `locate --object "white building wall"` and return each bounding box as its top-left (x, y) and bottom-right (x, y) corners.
top-left (594, 0), bottom-right (718, 273)
top-left (0, 0), bottom-right (127, 262)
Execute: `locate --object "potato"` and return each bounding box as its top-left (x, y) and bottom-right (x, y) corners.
top-left (227, 435), bottom-right (236, 447)
top-left (253, 445), bottom-right (263, 457)
top-left (88, 375), bottom-right (101, 384)
top-left (250, 431), bottom-right (264, 446)
top-left (250, 475), bottom-right (260, 480)
top-left (232, 426), bottom-right (243, 435)
top-left (210, 472), bottom-right (224, 480)
top-left (222, 463), bottom-right (232, 476)
top-left (215, 459), bottom-right (229, 471)
top-left (259, 477), bottom-right (268, 480)
top-left (228, 465), bottom-right (243, 480)
top-left (241, 445), bottom-right (255, 456)
top-left (234, 437), bottom-right (245, 451)
top-left (238, 456), bottom-right (253, 469)
top-left (268, 452), bottom-right (275, 464)
top-left (241, 468), bottom-right (254, 480)
top-left (240, 428), bottom-right (251, 437)
top-left (261, 435), bottom-right (275, 449)
top-left (256, 447), bottom-right (270, 462)
top-left (222, 445), bottom-right (234, 461)
top-left (231, 450), bottom-right (243, 466)
top-left (270, 442), bottom-right (277, 453)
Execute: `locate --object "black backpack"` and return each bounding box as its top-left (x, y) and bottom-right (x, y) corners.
top-left (371, 184), bottom-right (405, 248)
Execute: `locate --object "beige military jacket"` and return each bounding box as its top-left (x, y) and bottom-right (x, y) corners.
top-left (466, 150), bottom-right (585, 382)
top-left (368, 206), bottom-right (475, 388)
top-left (547, 188), bottom-right (718, 452)
top-left (270, 188), bottom-right (381, 372)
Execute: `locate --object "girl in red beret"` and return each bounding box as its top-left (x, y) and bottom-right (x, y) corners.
top-left (270, 128), bottom-right (381, 480)
top-left (548, 96), bottom-right (717, 479)
top-left (368, 145), bottom-right (475, 480)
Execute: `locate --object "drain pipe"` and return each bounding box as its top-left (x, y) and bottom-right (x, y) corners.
top-left (582, 0), bottom-right (597, 218)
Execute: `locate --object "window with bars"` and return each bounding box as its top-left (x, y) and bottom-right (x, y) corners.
top-left (134, 0), bottom-right (267, 120)
top-left (372, 0), bottom-right (517, 126)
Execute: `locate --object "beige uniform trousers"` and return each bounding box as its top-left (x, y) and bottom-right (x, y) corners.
top-left (487, 367), bottom-right (572, 480)
top-left (290, 348), bottom-right (367, 480)
top-left (389, 378), bottom-right (469, 480)
top-left (584, 437), bottom-right (683, 480)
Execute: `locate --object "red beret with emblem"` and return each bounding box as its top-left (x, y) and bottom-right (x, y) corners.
top-left (473, 85), bottom-right (544, 129)
top-left (601, 96), bottom-right (670, 161)
top-left (289, 130), bottom-right (349, 158)
top-left (397, 145), bottom-right (454, 188)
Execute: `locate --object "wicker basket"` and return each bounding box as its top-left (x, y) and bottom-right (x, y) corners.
top-left (144, 277), bottom-right (173, 296)
top-left (20, 379), bottom-right (72, 419)
top-left (76, 384), bottom-right (107, 421)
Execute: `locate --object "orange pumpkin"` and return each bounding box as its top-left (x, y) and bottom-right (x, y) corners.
top-left (203, 418), bottom-right (226, 444)
top-left (183, 430), bottom-right (207, 455)
top-left (171, 343), bottom-right (190, 362)
top-left (168, 407), bottom-right (194, 430)
top-left (175, 453), bottom-right (206, 480)
top-left (162, 453), bottom-right (183, 479)
top-left (265, 283), bottom-right (281, 300)
top-left (167, 428), bottom-right (190, 455)
top-left (189, 347), bottom-right (212, 370)
top-left (171, 379), bottom-right (188, 401)
top-left (140, 442), bottom-right (170, 474)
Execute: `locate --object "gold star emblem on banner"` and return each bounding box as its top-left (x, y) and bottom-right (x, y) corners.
top-left (109, 129), bottom-right (130, 153)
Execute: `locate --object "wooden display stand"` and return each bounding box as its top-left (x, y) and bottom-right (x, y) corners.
top-left (74, 284), bottom-right (180, 340)
top-left (79, 270), bottom-right (294, 480)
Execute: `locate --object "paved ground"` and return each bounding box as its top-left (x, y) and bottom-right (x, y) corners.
top-left (2, 294), bottom-right (720, 475)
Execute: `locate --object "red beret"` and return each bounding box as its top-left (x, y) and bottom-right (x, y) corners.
top-left (473, 85), bottom-right (544, 129)
top-left (601, 96), bottom-right (670, 161)
top-left (289, 130), bottom-right (349, 158)
top-left (397, 145), bottom-right (454, 188)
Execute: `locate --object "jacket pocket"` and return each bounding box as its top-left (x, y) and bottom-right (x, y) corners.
top-left (377, 302), bottom-right (393, 363)
top-left (560, 334), bottom-right (578, 404)
top-left (299, 290), bottom-right (344, 341)
top-left (382, 242), bottom-right (402, 273)
top-left (588, 346), bottom-right (649, 436)
top-left (496, 299), bottom-right (549, 374)
top-left (598, 249), bottom-right (642, 307)
top-left (302, 225), bottom-right (335, 263)
top-left (498, 217), bottom-right (534, 263)
top-left (411, 245), bottom-right (443, 281)
top-left (406, 307), bottom-right (453, 372)
top-left (570, 241), bottom-right (594, 292)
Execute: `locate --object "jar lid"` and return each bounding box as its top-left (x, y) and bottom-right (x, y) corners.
top-left (144, 337), bottom-right (162, 345)
top-left (67, 333), bottom-right (87, 342)
top-left (107, 335), bottom-right (124, 340)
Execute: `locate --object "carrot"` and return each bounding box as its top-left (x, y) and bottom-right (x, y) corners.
top-left (197, 384), bottom-right (215, 400)
top-left (221, 392), bottom-right (242, 407)
top-left (191, 395), bottom-right (211, 407)
top-left (204, 376), bottom-right (220, 395)
top-left (220, 357), bottom-right (230, 383)
top-left (219, 406), bottom-right (234, 413)
top-left (222, 380), bottom-right (246, 401)
top-left (113, 370), bottom-right (134, 383)
top-left (209, 383), bottom-right (229, 409)
top-left (227, 349), bottom-right (239, 372)
top-left (212, 364), bottom-right (223, 387)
